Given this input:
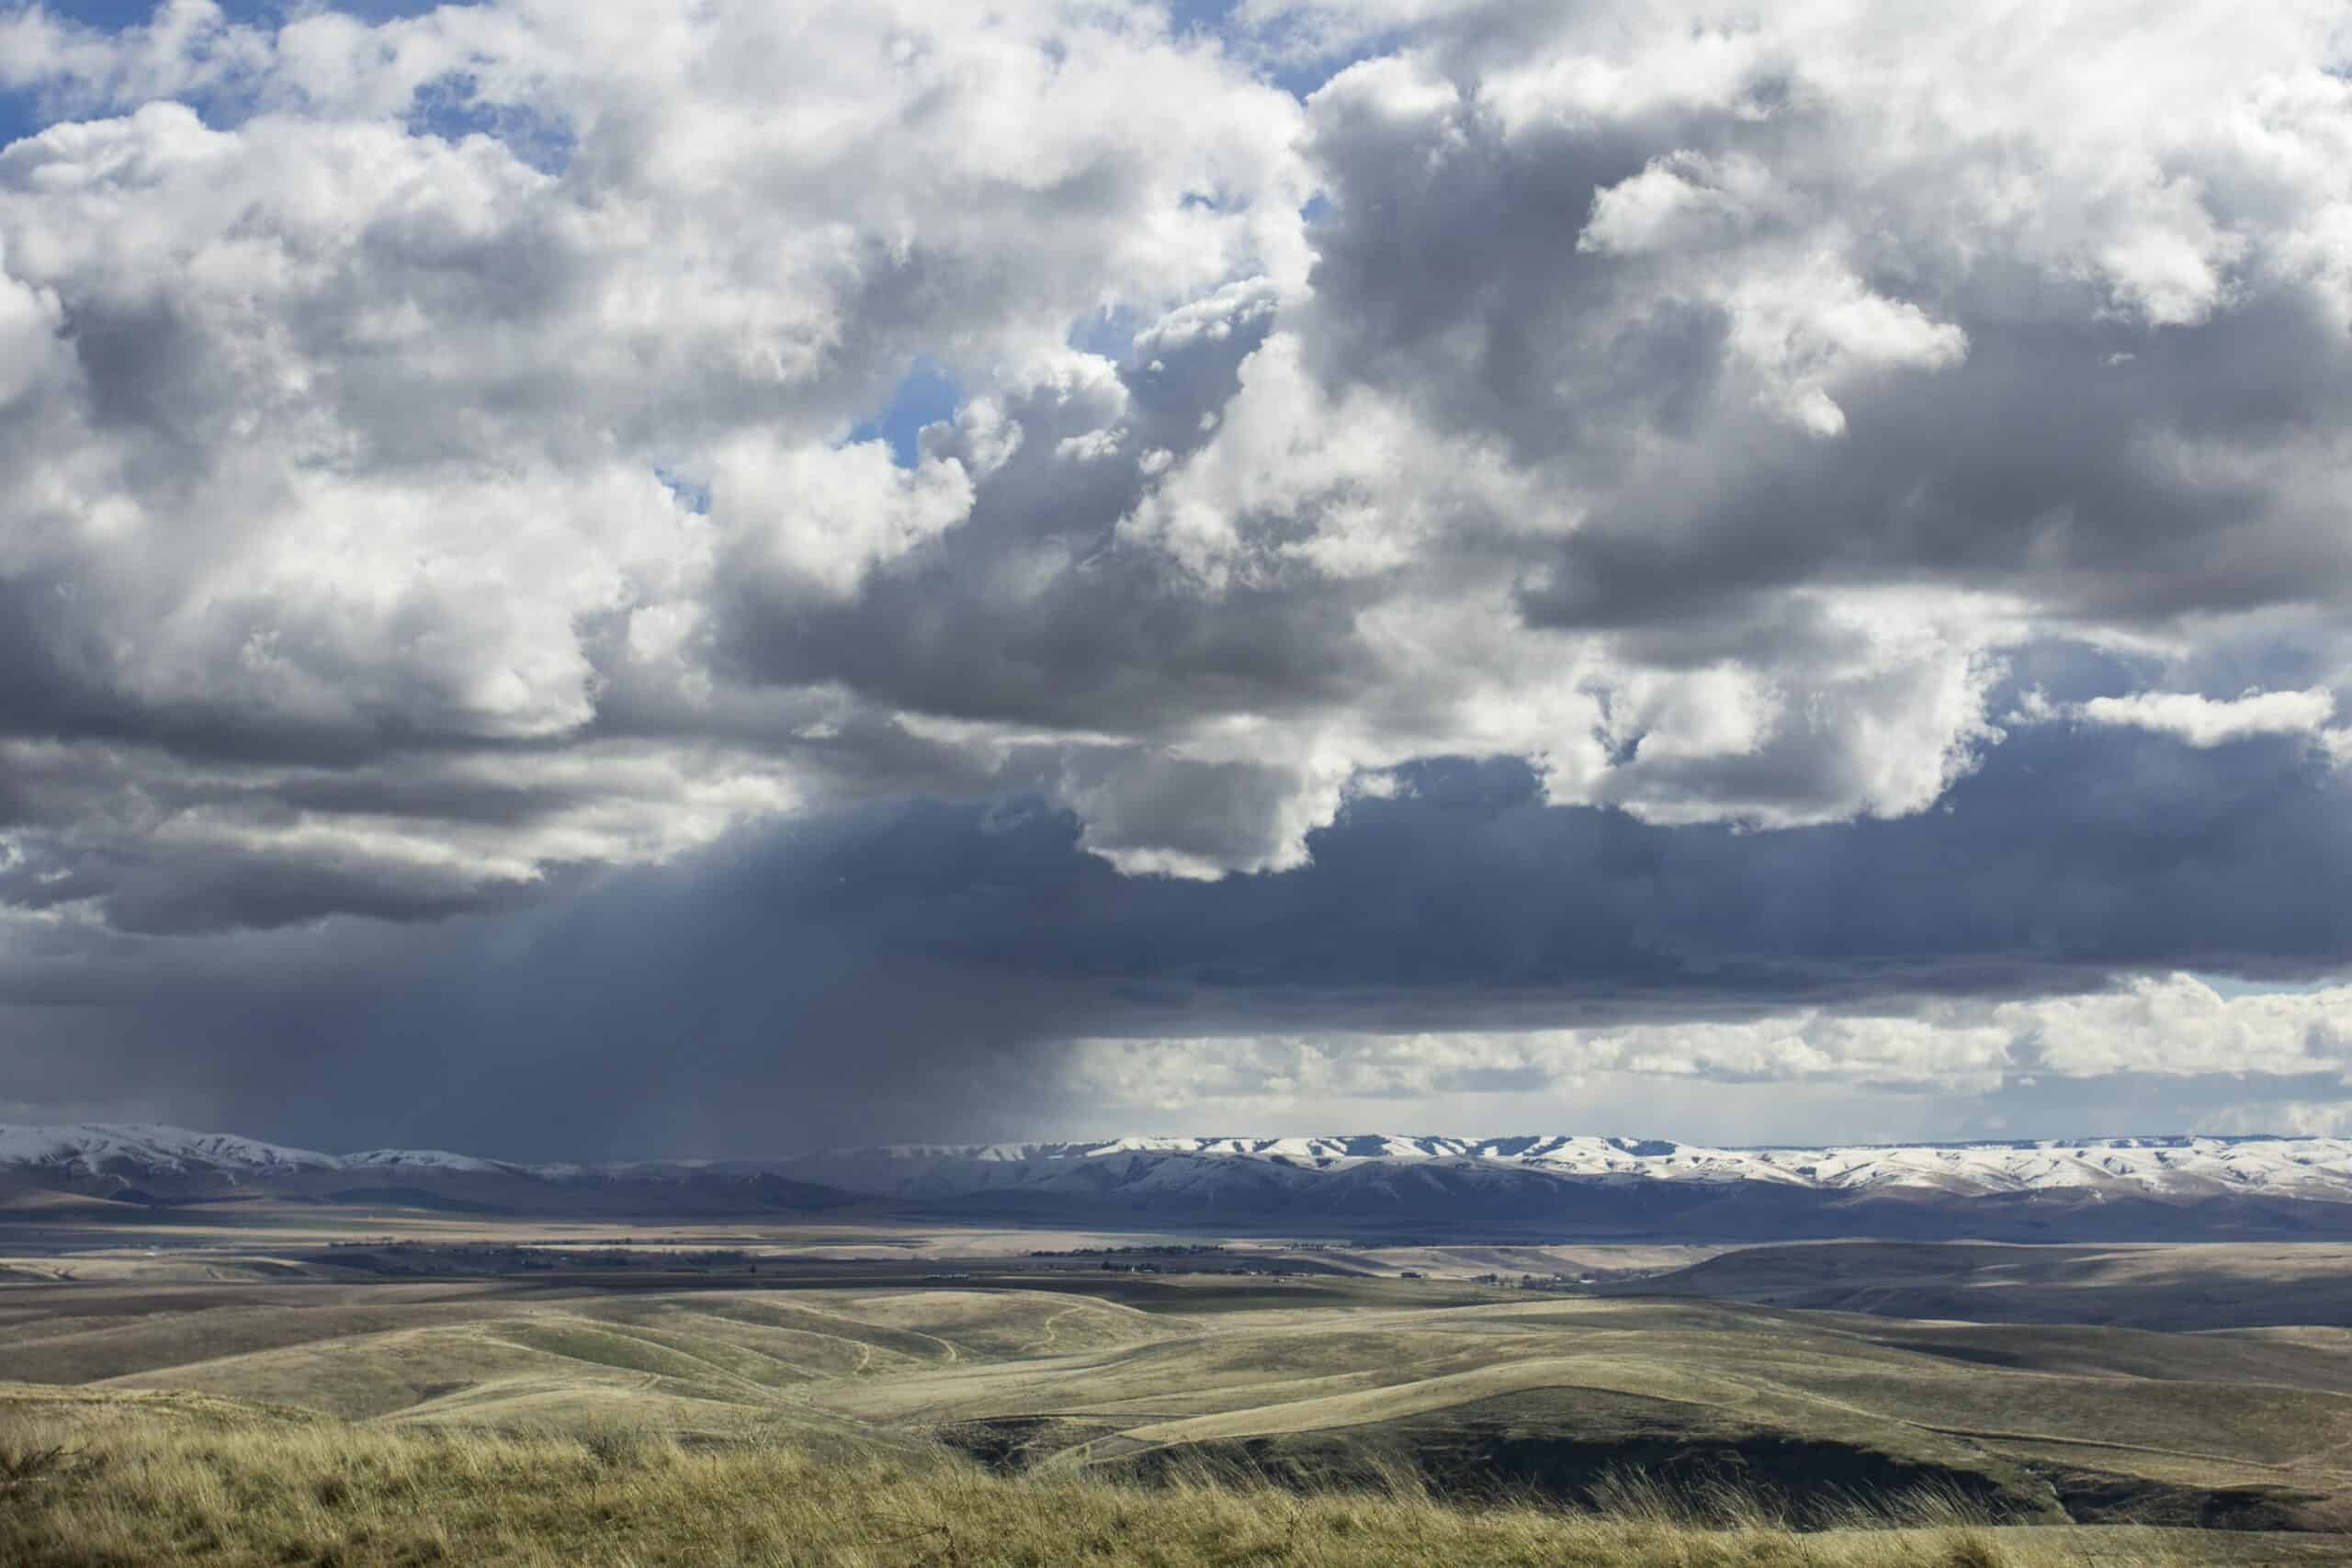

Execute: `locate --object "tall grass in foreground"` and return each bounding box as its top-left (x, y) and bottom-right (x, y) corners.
top-left (0, 1389), bottom-right (2185, 1568)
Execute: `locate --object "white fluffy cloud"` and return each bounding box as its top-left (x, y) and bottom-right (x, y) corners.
top-left (2073, 687), bottom-right (2340, 748)
top-left (1064, 975), bottom-right (2352, 1119)
top-left (0, 0), bottom-right (2349, 930)
top-left (0, 0), bottom-right (1308, 919)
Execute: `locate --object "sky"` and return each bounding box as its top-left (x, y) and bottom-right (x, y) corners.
top-left (2, 1), bottom-right (2352, 1159)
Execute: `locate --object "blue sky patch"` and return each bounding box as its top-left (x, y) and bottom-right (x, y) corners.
top-left (0, 1), bottom-right (471, 150)
top-left (652, 467), bottom-right (711, 516)
top-left (850, 361), bottom-right (961, 468)
top-left (1068, 304), bottom-right (1146, 363)
top-left (404, 72), bottom-right (574, 173)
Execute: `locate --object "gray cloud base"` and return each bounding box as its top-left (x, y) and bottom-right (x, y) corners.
top-left (6, 719), bottom-right (2351, 1157)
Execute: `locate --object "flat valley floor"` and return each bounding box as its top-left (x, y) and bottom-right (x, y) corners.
top-left (8, 1207), bottom-right (2352, 1564)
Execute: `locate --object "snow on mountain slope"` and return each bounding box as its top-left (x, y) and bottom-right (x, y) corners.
top-left (0, 1122), bottom-right (341, 1177)
top-left (0, 1123), bottom-right (580, 1191)
top-left (777, 1134), bottom-right (2352, 1205)
top-left (8, 1123), bottom-right (2352, 1224)
top-left (0, 1123), bottom-right (876, 1218)
top-left (339, 1149), bottom-right (531, 1176)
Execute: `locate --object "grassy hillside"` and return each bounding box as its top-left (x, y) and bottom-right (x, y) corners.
top-left (1612, 1243), bottom-right (2352, 1331)
top-left (6, 1270), bottom-right (2352, 1535)
top-left (0, 1385), bottom-right (2258, 1567)
top-left (9, 1231), bottom-right (2352, 1561)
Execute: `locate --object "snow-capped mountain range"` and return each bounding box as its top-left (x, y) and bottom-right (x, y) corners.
top-left (777, 1132), bottom-right (2352, 1201)
top-left (0, 1123), bottom-right (527, 1180)
top-left (9, 1122), bottom-right (2352, 1240)
top-left (0, 1122), bottom-right (850, 1216)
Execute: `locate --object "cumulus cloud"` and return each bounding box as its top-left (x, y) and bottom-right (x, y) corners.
top-left (2, 0), bottom-right (2352, 1147)
top-left (2074, 687), bottom-right (2340, 748)
top-left (0, 0), bottom-right (1310, 921)
top-left (1063, 973), bottom-right (2352, 1127)
top-left (0, 0), bottom-right (2347, 926)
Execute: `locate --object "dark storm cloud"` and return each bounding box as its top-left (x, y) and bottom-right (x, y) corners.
top-left (6, 705), bottom-right (2349, 1156)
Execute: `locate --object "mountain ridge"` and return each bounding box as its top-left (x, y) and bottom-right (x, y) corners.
top-left (13, 1121), bottom-right (2350, 1189)
top-left (0, 1122), bottom-right (860, 1217)
top-left (8, 1122), bottom-right (2352, 1244)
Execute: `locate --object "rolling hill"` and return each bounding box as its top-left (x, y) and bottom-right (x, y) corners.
top-left (6, 1263), bottom-right (2352, 1538)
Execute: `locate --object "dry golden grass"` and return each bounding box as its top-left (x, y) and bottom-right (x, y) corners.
top-left (0, 1386), bottom-right (2199, 1568)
